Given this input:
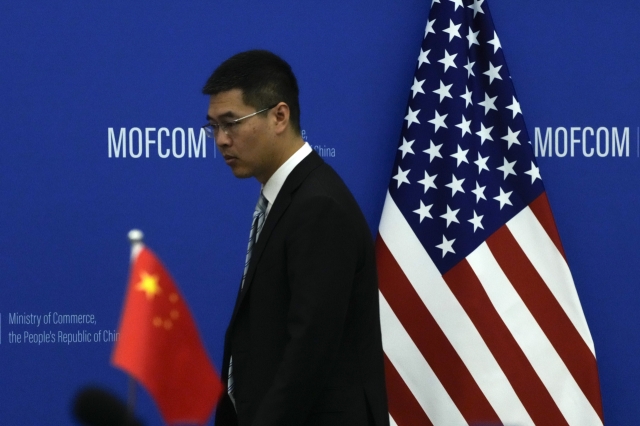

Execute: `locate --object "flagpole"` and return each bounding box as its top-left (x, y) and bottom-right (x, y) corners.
top-left (128, 228), bottom-right (145, 261)
top-left (125, 229), bottom-right (144, 420)
top-left (127, 375), bottom-right (137, 419)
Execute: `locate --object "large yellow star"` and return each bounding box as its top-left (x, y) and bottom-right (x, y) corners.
top-left (136, 271), bottom-right (161, 300)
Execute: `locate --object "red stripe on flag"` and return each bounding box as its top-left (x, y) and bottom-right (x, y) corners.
top-left (384, 354), bottom-right (433, 426)
top-left (443, 258), bottom-right (569, 426)
top-left (529, 192), bottom-right (566, 258)
top-left (486, 226), bottom-right (605, 420)
top-left (376, 238), bottom-right (500, 424)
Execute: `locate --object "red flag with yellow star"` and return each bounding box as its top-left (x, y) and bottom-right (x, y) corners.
top-left (112, 244), bottom-right (223, 425)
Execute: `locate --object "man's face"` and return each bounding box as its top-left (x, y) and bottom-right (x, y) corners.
top-left (207, 89), bottom-right (278, 183)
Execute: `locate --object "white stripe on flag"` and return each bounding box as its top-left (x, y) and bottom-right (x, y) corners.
top-left (507, 207), bottom-right (596, 354)
top-left (389, 414), bottom-right (398, 426)
top-left (379, 293), bottom-right (465, 426)
top-left (467, 241), bottom-right (602, 426)
top-left (379, 192), bottom-right (532, 425)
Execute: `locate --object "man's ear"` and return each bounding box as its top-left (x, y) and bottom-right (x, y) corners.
top-left (272, 102), bottom-right (290, 135)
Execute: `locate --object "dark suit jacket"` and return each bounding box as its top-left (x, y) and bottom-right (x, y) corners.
top-left (215, 151), bottom-right (388, 426)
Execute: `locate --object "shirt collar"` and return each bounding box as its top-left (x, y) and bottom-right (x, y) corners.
top-left (262, 142), bottom-right (313, 215)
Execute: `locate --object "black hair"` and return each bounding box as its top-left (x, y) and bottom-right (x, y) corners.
top-left (202, 50), bottom-right (301, 134)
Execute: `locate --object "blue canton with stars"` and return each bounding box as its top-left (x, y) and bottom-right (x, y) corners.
top-left (389, 0), bottom-right (545, 274)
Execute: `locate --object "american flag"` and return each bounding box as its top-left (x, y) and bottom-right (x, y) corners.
top-left (376, 1), bottom-right (604, 425)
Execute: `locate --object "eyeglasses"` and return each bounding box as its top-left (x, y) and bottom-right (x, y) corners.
top-left (202, 104), bottom-right (278, 139)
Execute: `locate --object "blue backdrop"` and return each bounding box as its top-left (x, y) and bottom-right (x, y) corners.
top-left (1, 1), bottom-right (638, 424)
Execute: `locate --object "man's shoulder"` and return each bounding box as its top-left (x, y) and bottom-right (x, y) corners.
top-left (282, 150), bottom-right (346, 195)
top-left (296, 160), bottom-right (353, 200)
top-left (279, 151), bottom-right (368, 227)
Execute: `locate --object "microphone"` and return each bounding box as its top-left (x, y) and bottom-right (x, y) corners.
top-left (72, 386), bottom-right (144, 426)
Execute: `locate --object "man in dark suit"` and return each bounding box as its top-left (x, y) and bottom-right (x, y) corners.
top-left (202, 50), bottom-right (388, 426)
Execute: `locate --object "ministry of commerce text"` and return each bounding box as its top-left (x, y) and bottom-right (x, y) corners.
top-left (9, 312), bottom-right (96, 326)
top-left (534, 127), bottom-right (630, 158)
top-left (108, 127), bottom-right (207, 158)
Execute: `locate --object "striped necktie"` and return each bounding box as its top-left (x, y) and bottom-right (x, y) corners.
top-left (241, 192), bottom-right (268, 288)
top-left (228, 191), bottom-right (268, 405)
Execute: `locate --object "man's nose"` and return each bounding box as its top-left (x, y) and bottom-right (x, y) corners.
top-left (215, 130), bottom-right (231, 147)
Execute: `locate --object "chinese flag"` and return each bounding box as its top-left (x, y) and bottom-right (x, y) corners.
top-left (112, 244), bottom-right (223, 425)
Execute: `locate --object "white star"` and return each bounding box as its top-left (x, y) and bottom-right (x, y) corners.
top-left (423, 140), bottom-right (443, 162)
top-left (428, 110), bottom-right (448, 133)
top-left (414, 201), bottom-right (434, 223)
top-left (431, 0), bottom-right (440, 7)
top-left (487, 31), bottom-right (502, 53)
top-left (392, 166), bottom-right (410, 188)
top-left (476, 122), bottom-right (494, 144)
top-left (404, 107), bottom-right (420, 128)
top-left (472, 181), bottom-right (487, 202)
top-left (418, 49), bottom-right (431, 68)
top-left (478, 92), bottom-right (498, 115)
top-left (440, 205), bottom-right (460, 227)
top-left (433, 80), bottom-right (453, 103)
top-left (449, 0), bottom-right (464, 11)
top-left (418, 170), bottom-right (438, 193)
top-left (398, 137), bottom-right (415, 158)
top-left (467, 29), bottom-right (480, 48)
top-left (455, 115), bottom-right (472, 137)
top-left (501, 127), bottom-right (521, 149)
top-left (445, 174), bottom-right (465, 197)
top-left (411, 77), bottom-right (426, 98)
top-left (483, 62), bottom-right (503, 84)
top-left (464, 58), bottom-right (475, 77)
top-left (474, 152), bottom-right (490, 173)
top-left (438, 49), bottom-right (458, 72)
top-left (497, 157), bottom-right (517, 180)
top-left (443, 19), bottom-right (462, 42)
top-left (436, 235), bottom-right (456, 257)
top-left (468, 210), bottom-right (484, 232)
top-left (460, 86), bottom-right (473, 107)
top-left (525, 161), bottom-right (542, 183)
top-left (468, 0), bottom-right (485, 18)
top-left (494, 187), bottom-right (513, 210)
top-left (506, 96), bottom-right (522, 118)
top-left (425, 19), bottom-right (436, 38)
top-left (450, 145), bottom-right (469, 167)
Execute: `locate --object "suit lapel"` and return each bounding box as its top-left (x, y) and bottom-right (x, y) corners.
top-left (227, 150), bottom-right (325, 325)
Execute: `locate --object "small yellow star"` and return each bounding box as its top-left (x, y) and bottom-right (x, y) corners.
top-left (136, 271), bottom-right (161, 300)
